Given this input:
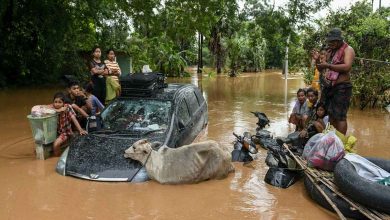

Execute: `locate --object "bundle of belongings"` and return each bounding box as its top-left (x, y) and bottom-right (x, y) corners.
top-left (344, 153), bottom-right (390, 185)
top-left (262, 120), bottom-right (358, 188)
top-left (31, 105), bottom-right (56, 117)
top-left (302, 123), bottom-right (356, 171)
top-left (263, 143), bottom-right (304, 189)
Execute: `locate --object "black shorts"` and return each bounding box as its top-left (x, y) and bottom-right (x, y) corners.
top-left (91, 75), bottom-right (106, 104)
top-left (327, 82), bottom-right (353, 121)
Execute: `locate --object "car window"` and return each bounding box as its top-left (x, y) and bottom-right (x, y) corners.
top-left (186, 91), bottom-right (199, 114)
top-left (177, 100), bottom-right (190, 125)
top-left (194, 89), bottom-right (204, 105)
top-left (101, 99), bottom-right (172, 132)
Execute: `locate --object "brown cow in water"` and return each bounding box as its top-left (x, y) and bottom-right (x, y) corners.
top-left (124, 139), bottom-right (234, 184)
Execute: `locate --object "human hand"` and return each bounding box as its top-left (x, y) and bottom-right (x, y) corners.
top-left (299, 130), bottom-right (308, 138)
top-left (56, 106), bottom-right (67, 113)
top-left (311, 49), bottom-right (319, 60)
top-left (316, 63), bottom-right (330, 70)
top-left (79, 129), bottom-right (88, 135)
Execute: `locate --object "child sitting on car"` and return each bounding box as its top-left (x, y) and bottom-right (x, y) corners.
top-left (65, 81), bottom-right (90, 127)
top-left (48, 92), bottom-right (87, 156)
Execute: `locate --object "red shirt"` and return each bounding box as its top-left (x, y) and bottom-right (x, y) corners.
top-left (57, 104), bottom-right (76, 136)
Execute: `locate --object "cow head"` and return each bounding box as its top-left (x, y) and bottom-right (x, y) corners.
top-left (124, 139), bottom-right (152, 164)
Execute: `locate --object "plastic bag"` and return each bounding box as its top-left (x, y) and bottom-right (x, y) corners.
top-left (264, 167), bottom-right (303, 188)
top-left (324, 123), bottom-right (357, 153)
top-left (303, 131), bottom-right (345, 171)
top-left (303, 133), bottom-right (324, 157)
top-left (31, 105), bottom-right (56, 117)
top-left (377, 177), bottom-right (390, 186)
top-left (142, 65), bottom-right (152, 73)
top-left (334, 130), bottom-right (357, 153)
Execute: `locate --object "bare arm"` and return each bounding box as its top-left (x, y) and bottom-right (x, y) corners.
top-left (70, 115), bottom-right (87, 135)
top-left (317, 47), bottom-right (355, 73)
top-left (110, 68), bottom-right (121, 76)
top-left (46, 105), bottom-right (67, 113)
top-left (71, 104), bottom-right (89, 118)
top-left (91, 67), bottom-right (105, 75)
top-left (90, 61), bottom-right (105, 75)
top-left (103, 68), bottom-right (109, 75)
top-left (313, 120), bottom-right (325, 133)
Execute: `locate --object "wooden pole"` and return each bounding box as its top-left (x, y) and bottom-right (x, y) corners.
top-left (197, 32), bottom-right (202, 74)
top-left (283, 144), bottom-right (386, 220)
top-left (306, 174), bottom-right (347, 220)
top-left (283, 144), bottom-right (346, 219)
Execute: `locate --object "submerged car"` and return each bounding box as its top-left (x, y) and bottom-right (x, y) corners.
top-left (56, 82), bottom-right (208, 182)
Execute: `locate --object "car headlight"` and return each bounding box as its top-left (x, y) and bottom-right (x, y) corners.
top-left (56, 147), bottom-right (69, 176)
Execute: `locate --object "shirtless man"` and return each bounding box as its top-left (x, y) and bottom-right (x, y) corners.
top-left (312, 28), bottom-right (355, 135)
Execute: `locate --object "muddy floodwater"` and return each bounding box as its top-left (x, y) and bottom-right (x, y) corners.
top-left (0, 71), bottom-right (388, 219)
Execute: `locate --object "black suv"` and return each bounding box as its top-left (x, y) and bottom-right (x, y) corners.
top-left (56, 83), bottom-right (208, 182)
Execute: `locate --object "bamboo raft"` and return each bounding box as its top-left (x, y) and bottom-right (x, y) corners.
top-left (283, 144), bottom-right (390, 220)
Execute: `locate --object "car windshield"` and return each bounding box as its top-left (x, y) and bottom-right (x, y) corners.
top-left (101, 99), bottom-right (172, 134)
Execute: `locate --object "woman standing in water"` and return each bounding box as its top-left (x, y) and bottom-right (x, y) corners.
top-left (89, 46), bottom-right (108, 104)
top-left (104, 49), bottom-right (121, 104)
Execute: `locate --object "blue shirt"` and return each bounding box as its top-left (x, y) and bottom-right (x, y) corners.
top-left (88, 95), bottom-right (104, 115)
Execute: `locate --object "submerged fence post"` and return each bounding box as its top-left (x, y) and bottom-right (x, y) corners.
top-left (284, 34), bottom-right (290, 81)
top-left (284, 34), bottom-right (290, 109)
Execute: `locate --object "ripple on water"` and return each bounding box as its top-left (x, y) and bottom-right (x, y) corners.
top-left (0, 71), bottom-right (386, 219)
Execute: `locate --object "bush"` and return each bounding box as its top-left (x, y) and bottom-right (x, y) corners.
top-left (302, 67), bottom-right (315, 85)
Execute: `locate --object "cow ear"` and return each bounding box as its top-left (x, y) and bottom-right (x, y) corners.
top-left (151, 142), bottom-right (162, 150)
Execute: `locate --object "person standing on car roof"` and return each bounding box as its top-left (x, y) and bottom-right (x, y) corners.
top-left (104, 49), bottom-right (121, 104)
top-left (90, 46), bottom-right (108, 104)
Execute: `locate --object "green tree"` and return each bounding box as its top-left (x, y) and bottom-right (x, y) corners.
top-left (0, 0), bottom-right (133, 87)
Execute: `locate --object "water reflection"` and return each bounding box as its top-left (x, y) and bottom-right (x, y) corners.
top-left (0, 71), bottom-right (387, 219)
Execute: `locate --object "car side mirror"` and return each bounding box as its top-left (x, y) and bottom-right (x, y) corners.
top-left (178, 119), bottom-right (185, 131)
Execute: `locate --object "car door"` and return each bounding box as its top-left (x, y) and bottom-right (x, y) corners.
top-left (185, 89), bottom-right (202, 138)
top-left (175, 97), bottom-right (192, 147)
top-left (194, 87), bottom-right (208, 128)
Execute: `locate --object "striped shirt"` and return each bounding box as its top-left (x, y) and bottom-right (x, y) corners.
top-left (104, 60), bottom-right (121, 81)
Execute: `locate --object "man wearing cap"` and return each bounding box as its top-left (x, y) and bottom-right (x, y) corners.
top-left (312, 28), bottom-right (355, 135)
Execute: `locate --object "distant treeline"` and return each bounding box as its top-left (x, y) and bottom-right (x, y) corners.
top-left (0, 0), bottom-right (389, 97)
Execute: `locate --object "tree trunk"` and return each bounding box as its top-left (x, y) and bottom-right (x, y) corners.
top-left (197, 32), bottom-right (203, 74)
top-left (216, 39), bottom-right (223, 74)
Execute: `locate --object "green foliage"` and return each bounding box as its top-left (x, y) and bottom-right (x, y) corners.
top-left (223, 21), bottom-right (267, 75)
top-left (0, 0), bottom-right (130, 87)
top-left (352, 63), bottom-right (390, 109)
top-left (1, 0), bottom-right (387, 95)
top-left (303, 1), bottom-right (390, 108)
top-left (302, 67), bottom-right (315, 85)
top-left (126, 34), bottom-right (191, 77)
top-left (182, 71), bottom-right (192, 78)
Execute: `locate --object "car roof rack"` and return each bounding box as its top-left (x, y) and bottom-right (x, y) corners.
top-left (120, 72), bottom-right (167, 97)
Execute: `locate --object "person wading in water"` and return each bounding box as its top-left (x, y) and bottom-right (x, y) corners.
top-left (312, 28), bottom-right (355, 135)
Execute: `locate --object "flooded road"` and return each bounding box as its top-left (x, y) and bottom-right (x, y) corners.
top-left (0, 71), bottom-right (388, 219)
